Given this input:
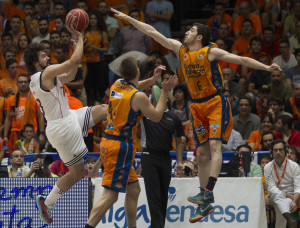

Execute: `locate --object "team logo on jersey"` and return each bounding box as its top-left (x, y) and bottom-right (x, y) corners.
top-left (30, 82), bottom-right (36, 88)
top-left (111, 90), bottom-right (123, 99)
top-left (196, 125), bottom-right (206, 136)
top-left (184, 54), bottom-right (188, 61)
top-left (197, 54), bottom-right (203, 59)
top-left (107, 124), bottom-right (114, 130)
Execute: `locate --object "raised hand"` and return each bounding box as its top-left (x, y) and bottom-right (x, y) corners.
top-left (153, 65), bottom-right (166, 81)
top-left (111, 8), bottom-right (128, 20)
top-left (161, 75), bottom-right (178, 91)
top-left (268, 63), bottom-right (281, 72)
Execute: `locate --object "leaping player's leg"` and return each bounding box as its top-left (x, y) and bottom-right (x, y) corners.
top-left (124, 181), bottom-right (141, 228)
top-left (90, 104), bottom-right (108, 128)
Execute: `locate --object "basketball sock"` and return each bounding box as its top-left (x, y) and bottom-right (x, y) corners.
top-left (206, 177), bottom-right (217, 191)
top-left (44, 184), bottom-right (65, 206)
top-left (85, 224), bottom-right (95, 228)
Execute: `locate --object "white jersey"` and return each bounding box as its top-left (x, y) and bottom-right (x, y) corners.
top-left (30, 71), bottom-right (70, 121)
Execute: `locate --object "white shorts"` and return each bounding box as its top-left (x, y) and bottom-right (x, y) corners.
top-left (46, 107), bottom-right (93, 166)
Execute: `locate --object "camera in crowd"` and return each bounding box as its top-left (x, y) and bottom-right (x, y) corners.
top-left (34, 155), bottom-right (53, 175)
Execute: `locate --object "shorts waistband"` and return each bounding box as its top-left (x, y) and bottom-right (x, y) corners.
top-left (192, 91), bottom-right (221, 103)
top-left (104, 134), bottom-right (133, 143)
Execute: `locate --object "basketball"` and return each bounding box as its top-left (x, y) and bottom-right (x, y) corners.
top-left (66, 8), bottom-right (89, 32)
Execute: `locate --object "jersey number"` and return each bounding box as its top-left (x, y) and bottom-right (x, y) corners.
top-left (197, 81), bottom-right (202, 91)
top-left (108, 101), bottom-right (116, 121)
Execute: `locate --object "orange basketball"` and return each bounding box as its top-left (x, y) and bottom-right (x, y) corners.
top-left (66, 8), bottom-right (89, 32)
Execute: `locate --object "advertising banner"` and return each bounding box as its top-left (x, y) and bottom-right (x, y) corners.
top-left (94, 177), bottom-right (267, 228)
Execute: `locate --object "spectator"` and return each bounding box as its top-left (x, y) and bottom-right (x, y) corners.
top-left (7, 0), bottom-right (25, 21)
top-left (233, 96), bottom-right (261, 141)
top-left (118, 9), bottom-right (152, 55)
top-left (221, 129), bottom-right (244, 152)
top-left (273, 38), bottom-right (297, 76)
top-left (3, 74), bottom-right (45, 155)
top-left (31, 18), bottom-right (50, 43)
top-left (54, 15), bottom-right (65, 32)
top-left (84, 10), bottom-right (109, 105)
top-left (269, 69), bottom-right (293, 102)
top-left (286, 48), bottom-right (300, 86)
top-left (206, 3), bottom-right (233, 40)
top-left (171, 84), bottom-right (190, 128)
top-left (288, 145), bottom-right (300, 165)
top-left (175, 160), bottom-right (196, 177)
top-left (29, 154), bottom-right (58, 177)
top-left (98, 0), bottom-right (119, 62)
top-left (0, 58), bottom-right (19, 97)
top-left (7, 149), bottom-right (30, 177)
top-left (258, 131), bottom-right (276, 151)
top-left (261, 26), bottom-right (280, 58)
top-left (222, 66), bottom-right (244, 99)
top-left (233, 1), bottom-right (262, 39)
top-left (40, 40), bottom-right (52, 64)
top-left (259, 154), bottom-right (272, 204)
top-left (48, 1), bottom-right (66, 32)
top-left (77, 0), bottom-right (89, 12)
top-left (34, 0), bottom-right (52, 21)
top-left (285, 82), bottom-right (300, 126)
top-left (49, 159), bottom-right (69, 177)
top-left (268, 97), bottom-right (292, 122)
top-left (16, 34), bottom-right (30, 72)
top-left (0, 33), bottom-right (14, 70)
top-left (217, 23), bottom-right (234, 51)
top-left (217, 39), bottom-right (238, 76)
top-left (17, 123), bottom-right (39, 154)
top-left (275, 115), bottom-right (300, 147)
top-left (117, 0), bottom-right (146, 29)
top-left (49, 30), bottom-right (61, 63)
top-left (264, 139), bottom-right (300, 228)
top-left (284, 0), bottom-right (300, 37)
top-left (146, 0), bottom-right (173, 55)
top-left (289, 20), bottom-right (300, 53)
top-left (231, 19), bottom-right (254, 57)
top-left (251, 85), bottom-right (271, 117)
top-left (21, 1), bottom-right (38, 40)
top-left (248, 113), bottom-right (274, 151)
top-left (85, 157), bottom-right (98, 177)
top-left (9, 15), bottom-right (22, 47)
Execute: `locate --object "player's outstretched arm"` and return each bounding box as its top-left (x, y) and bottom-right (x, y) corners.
top-left (208, 48), bottom-right (282, 72)
top-left (132, 75), bottom-right (178, 122)
top-left (138, 65), bottom-right (166, 91)
top-left (43, 25), bottom-right (84, 83)
top-left (111, 8), bottom-right (182, 56)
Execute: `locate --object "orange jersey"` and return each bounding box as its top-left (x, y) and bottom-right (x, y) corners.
top-left (0, 97), bottom-right (5, 126)
top-left (84, 31), bottom-right (103, 62)
top-left (105, 79), bottom-right (143, 140)
top-left (179, 42), bottom-right (223, 100)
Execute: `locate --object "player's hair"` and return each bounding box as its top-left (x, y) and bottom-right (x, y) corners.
top-left (24, 43), bottom-right (45, 75)
top-left (6, 58), bottom-right (17, 69)
top-left (119, 56), bottom-right (138, 81)
top-left (192, 23), bottom-right (211, 47)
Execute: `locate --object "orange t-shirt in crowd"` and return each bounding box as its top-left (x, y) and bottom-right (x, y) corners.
top-left (206, 14), bottom-right (234, 31)
top-left (8, 6), bottom-right (25, 20)
top-left (20, 19), bottom-right (38, 40)
top-left (0, 77), bottom-right (18, 97)
top-left (106, 0), bottom-right (126, 7)
top-left (231, 35), bottom-right (253, 56)
top-left (248, 129), bottom-right (276, 151)
top-left (118, 9), bottom-right (145, 26)
top-left (233, 14), bottom-right (262, 36)
top-left (84, 31), bottom-right (103, 62)
top-left (0, 68), bottom-right (26, 81)
top-left (235, 0), bottom-right (264, 8)
top-left (218, 60), bottom-right (238, 70)
top-left (68, 44), bottom-right (86, 62)
top-left (48, 19), bottom-right (56, 32)
top-left (5, 94), bottom-right (40, 132)
top-left (0, 97), bottom-right (5, 127)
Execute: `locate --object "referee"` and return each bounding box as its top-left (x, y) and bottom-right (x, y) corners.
top-left (140, 94), bottom-right (185, 228)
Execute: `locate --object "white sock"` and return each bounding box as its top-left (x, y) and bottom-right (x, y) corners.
top-left (44, 184), bottom-right (65, 206)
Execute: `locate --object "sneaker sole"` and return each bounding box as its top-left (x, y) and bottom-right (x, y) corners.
top-left (189, 208), bottom-right (215, 223)
top-left (187, 198), bottom-right (215, 205)
top-left (36, 196), bottom-right (53, 224)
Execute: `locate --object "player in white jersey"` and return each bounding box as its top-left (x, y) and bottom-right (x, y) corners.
top-left (24, 25), bottom-right (107, 224)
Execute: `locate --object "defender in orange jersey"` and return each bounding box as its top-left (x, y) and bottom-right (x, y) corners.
top-left (85, 57), bottom-right (178, 228)
top-left (111, 8), bottom-right (282, 223)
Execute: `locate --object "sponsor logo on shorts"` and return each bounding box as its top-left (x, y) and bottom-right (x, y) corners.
top-left (107, 124), bottom-right (114, 130)
top-left (111, 90), bottom-right (123, 99)
top-left (196, 125), bottom-right (206, 136)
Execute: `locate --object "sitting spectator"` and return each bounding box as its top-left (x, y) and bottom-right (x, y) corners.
top-left (0, 59), bottom-right (19, 97)
top-left (233, 96), bottom-right (261, 141)
top-left (283, 0), bottom-right (300, 37)
top-left (289, 20), bottom-right (300, 53)
top-left (0, 33), bottom-right (15, 70)
top-left (222, 66), bottom-right (244, 98)
top-left (7, 149), bottom-right (30, 177)
top-left (251, 85), bottom-right (271, 117)
top-left (31, 18), bottom-right (50, 43)
top-left (260, 154), bottom-right (272, 204)
top-left (28, 154), bottom-right (58, 178)
top-left (258, 131), bottom-right (276, 151)
top-left (117, 0), bottom-right (145, 29)
top-left (275, 115), bottom-right (300, 147)
top-left (264, 139), bottom-right (300, 228)
top-left (284, 82), bottom-right (300, 126)
top-left (269, 69), bottom-right (293, 102)
top-left (85, 157), bottom-right (98, 178)
top-left (273, 38), bottom-right (297, 76)
top-left (16, 34), bottom-right (30, 72)
top-left (216, 39), bottom-right (238, 76)
top-left (286, 48), bottom-right (300, 86)
top-left (221, 129), bottom-right (244, 152)
top-left (217, 23), bottom-right (234, 51)
top-left (8, 15), bottom-right (22, 47)
top-left (17, 123), bottom-right (39, 154)
top-left (171, 84), bottom-right (191, 128)
top-left (261, 26), bottom-right (280, 58)
top-left (248, 113), bottom-right (275, 151)
top-left (49, 159), bottom-right (69, 177)
top-left (175, 160), bottom-right (196, 177)
top-left (268, 96), bottom-right (292, 121)
top-left (287, 145), bottom-right (300, 165)
top-left (248, 55), bottom-right (272, 97)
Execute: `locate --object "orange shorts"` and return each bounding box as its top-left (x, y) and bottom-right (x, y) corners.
top-left (100, 136), bottom-right (138, 193)
top-left (189, 94), bottom-right (233, 146)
